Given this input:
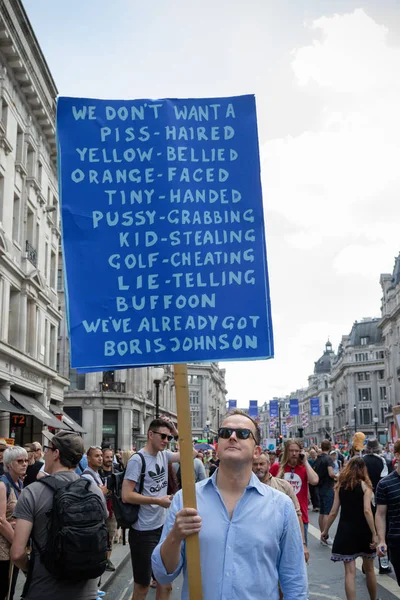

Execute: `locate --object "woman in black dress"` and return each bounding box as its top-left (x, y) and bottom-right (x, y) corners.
top-left (321, 457), bottom-right (378, 600)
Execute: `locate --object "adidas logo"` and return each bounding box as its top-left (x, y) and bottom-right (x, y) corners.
top-left (149, 464), bottom-right (165, 482)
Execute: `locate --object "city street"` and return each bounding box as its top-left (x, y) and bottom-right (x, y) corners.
top-left (107, 511), bottom-right (400, 600)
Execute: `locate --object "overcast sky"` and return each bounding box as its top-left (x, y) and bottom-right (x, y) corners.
top-left (23, 0), bottom-right (400, 406)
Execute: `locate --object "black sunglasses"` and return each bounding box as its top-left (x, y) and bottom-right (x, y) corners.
top-left (218, 427), bottom-right (257, 442)
top-left (43, 445), bottom-right (56, 453)
top-left (151, 431), bottom-right (173, 442)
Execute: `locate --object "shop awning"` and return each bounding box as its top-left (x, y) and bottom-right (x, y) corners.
top-left (11, 392), bottom-right (67, 430)
top-left (0, 392), bottom-right (29, 415)
top-left (50, 407), bottom-right (86, 434)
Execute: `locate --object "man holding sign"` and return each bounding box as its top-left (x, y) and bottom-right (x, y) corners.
top-left (152, 410), bottom-right (308, 599)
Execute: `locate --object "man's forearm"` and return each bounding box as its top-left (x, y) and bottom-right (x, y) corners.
top-left (305, 461), bottom-right (318, 485)
top-left (376, 511), bottom-right (386, 544)
top-left (13, 550), bottom-right (29, 572)
top-left (123, 490), bottom-right (160, 505)
top-left (160, 531), bottom-right (183, 574)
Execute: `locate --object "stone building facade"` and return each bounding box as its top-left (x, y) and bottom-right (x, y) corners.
top-left (301, 341), bottom-right (335, 445)
top-left (0, 0), bottom-right (69, 444)
top-left (330, 318), bottom-right (388, 443)
top-left (185, 362), bottom-right (227, 442)
top-left (379, 254), bottom-right (400, 442)
top-left (59, 360), bottom-right (227, 450)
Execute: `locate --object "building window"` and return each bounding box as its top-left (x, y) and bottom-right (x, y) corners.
top-left (0, 174), bottom-right (4, 223)
top-left (360, 337), bottom-right (369, 346)
top-left (358, 388), bottom-right (372, 402)
top-left (324, 380), bottom-right (328, 389)
top-left (1, 98), bottom-right (8, 132)
top-left (378, 370), bottom-right (384, 380)
top-left (50, 324), bottom-right (56, 369)
top-left (376, 351), bottom-right (385, 360)
top-left (357, 373), bottom-right (364, 381)
top-left (360, 408), bottom-right (372, 425)
top-left (324, 406), bottom-right (329, 416)
top-left (355, 353), bottom-right (368, 362)
top-left (27, 143), bottom-right (35, 178)
top-left (381, 407), bottom-right (387, 423)
top-left (189, 391), bottom-right (200, 405)
top-left (12, 194), bottom-right (20, 242)
top-left (189, 390), bottom-right (200, 428)
top-left (69, 369), bottom-right (85, 390)
top-left (379, 387), bottom-right (387, 400)
top-left (64, 406), bottom-right (82, 426)
top-left (8, 288), bottom-right (20, 347)
top-left (57, 269), bottom-right (63, 291)
top-left (16, 126), bottom-right (24, 163)
top-left (365, 372), bottom-right (371, 381)
top-left (50, 250), bottom-right (57, 289)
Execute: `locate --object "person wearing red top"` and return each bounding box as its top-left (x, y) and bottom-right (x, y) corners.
top-left (270, 439), bottom-right (319, 545)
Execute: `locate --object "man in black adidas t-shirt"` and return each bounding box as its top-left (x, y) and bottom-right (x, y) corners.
top-left (376, 438), bottom-right (400, 586)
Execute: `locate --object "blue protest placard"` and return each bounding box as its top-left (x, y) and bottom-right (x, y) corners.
top-left (228, 399), bottom-right (238, 410)
top-left (57, 95), bottom-right (273, 370)
top-left (269, 400), bottom-right (279, 418)
top-left (310, 397), bottom-right (320, 416)
top-left (289, 399), bottom-right (299, 417)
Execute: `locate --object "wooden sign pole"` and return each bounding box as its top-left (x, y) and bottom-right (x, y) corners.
top-left (174, 363), bottom-right (203, 600)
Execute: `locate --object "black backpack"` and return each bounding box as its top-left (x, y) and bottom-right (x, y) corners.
top-left (109, 452), bottom-right (146, 531)
top-left (37, 476), bottom-right (108, 581)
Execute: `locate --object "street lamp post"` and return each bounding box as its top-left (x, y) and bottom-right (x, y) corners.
top-left (151, 367), bottom-right (165, 418)
top-left (353, 405), bottom-right (357, 433)
top-left (373, 415), bottom-right (379, 440)
top-left (385, 428), bottom-right (389, 445)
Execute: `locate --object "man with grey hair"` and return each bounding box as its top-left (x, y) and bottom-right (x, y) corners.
top-left (11, 431), bottom-right (108, 600)
top-left (0, 438), bottom-right (7, 476)
top-left (0, 445), bottom-right (28, 600)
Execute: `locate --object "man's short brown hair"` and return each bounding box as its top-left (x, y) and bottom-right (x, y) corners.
top-left (394, 439), bottom-right (400, 455)
top-left (148, 418), bottom-right (174, 438)
top-left (223, 409), bottom-right (261, 445)
top-left (321, 439), bottom-right (332, 452)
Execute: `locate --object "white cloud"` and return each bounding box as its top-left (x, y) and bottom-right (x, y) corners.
top-left (292, 9), bottom-right (400, 93)
top-left (262, 8), bottom-right (400, 269)
top-left (235, 8), bottom-right (400, 401)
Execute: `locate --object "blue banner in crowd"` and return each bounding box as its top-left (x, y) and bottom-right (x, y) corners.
top-left (269, 400), bottom-right (279, 417)
top-left (310, 397), bottom-right (320, 416)
top-left (228, 399), bottom-right (237, 410)
top-left (289, 399), bottom-right (299, 416)
top-left (248, 400), bottom-right (258, 418)
top-left (57, 95), bottom-right (274, 370)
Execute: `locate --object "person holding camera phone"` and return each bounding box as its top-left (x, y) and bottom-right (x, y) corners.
top-left (270, 439), bottom-right (319, 546)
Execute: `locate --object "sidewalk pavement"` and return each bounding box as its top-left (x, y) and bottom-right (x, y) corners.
top-left (13, 540), bottom-right (131, 597)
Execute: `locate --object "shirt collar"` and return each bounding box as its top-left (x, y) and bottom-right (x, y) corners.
top-left (205, 469), bottom-right (266, 496)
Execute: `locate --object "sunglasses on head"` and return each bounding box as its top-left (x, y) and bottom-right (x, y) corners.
top-left (151, 431), bottom-right (173, 442)
top-left (218, 427), bottom-right (257, 442)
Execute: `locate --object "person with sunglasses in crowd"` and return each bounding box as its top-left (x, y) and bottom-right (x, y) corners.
top-left (122, 417), bottom-right (197, 600)
top-left (152, 409), bottom-right (308, 600)
top-left (0, 446), bottom-right (28, 600)
top-left (269, 438), bottom-right (319, 547)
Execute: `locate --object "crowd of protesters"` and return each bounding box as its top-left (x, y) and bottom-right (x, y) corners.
top-left (0, 421), bottom-right (399, 600)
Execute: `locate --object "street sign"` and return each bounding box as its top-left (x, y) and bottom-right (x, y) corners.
top-left (57, 95), bottom-right (273, 371)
